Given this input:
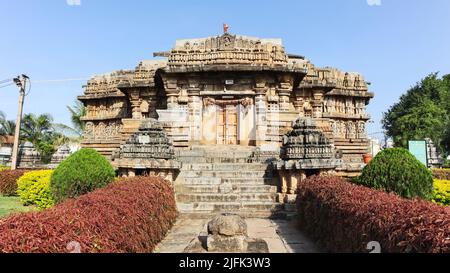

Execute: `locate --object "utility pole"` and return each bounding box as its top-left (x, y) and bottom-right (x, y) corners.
top-left (10, 75), bottom-right (28, 170)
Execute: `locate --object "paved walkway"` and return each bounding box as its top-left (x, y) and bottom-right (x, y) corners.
top-left (154, 216), bottom-right (321, 253)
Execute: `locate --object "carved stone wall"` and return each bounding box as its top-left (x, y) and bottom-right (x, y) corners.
top-left (78, 32), bottom-right (374, 176)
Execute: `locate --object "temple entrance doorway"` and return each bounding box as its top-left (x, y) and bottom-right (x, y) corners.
top-left (217, 104), bottom-right (238, 145)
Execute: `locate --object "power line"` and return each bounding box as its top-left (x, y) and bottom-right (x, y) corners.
top-left (0, 78), bottom-right (13, 85)
top-left (0, 82), bottom-right (15, 89)
top-left (33, 77), bottom-right (89, 84)
top-left (25, 78), bottom-right (31, 96)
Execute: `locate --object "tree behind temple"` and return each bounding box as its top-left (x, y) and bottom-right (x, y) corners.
top-left (21, 113), bottom-right (68, 163)
top-left (382, 73), bottom-right (450, 156)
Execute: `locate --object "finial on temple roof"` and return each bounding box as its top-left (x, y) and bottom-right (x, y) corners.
top-left (223, 23), bottom-right (229, 34)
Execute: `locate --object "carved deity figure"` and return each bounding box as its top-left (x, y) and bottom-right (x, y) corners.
top-left (346, 121), bottom-right (356, 139)
top-left (84, 122), bottom-right (94, 139)
top-left (345, 99), bottom-right (353, 115)
top-left (355, 100), bottom-right (366, 115)
top-left (330, 121), bottom-right (338, 136)
top-left (97, 122), bottom-right (106, 139)
top-left (338, 120), bottom-right (345, 138)
top-left (357, 121), bottom-right (367, 139)
top-left (343, 73), bottom-right (349, 87)
top-left (323, 98), bottom-right (329, 113)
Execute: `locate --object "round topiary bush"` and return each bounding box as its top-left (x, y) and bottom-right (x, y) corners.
top-left (50, 148), bottom-right (115, 203)
top-left (357, 148), bottom-right (434, 199)
top-left (17, 170), bottom-right (55, 209)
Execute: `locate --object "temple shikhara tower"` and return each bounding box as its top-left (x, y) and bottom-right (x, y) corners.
top-left (79, 30), bottom-right (374, 215)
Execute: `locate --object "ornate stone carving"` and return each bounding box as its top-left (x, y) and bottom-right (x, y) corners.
top-left (17, 142), bottom-right (43, 168)
top-left (115, 119), bottom-right (175, 160)
top-left (346, 121), bottom-right (356, 139)
top-left (275, 118), bottom-right (342, 195)
top-left (357, 121), bottom-right (367, 139)
top-left (168, 34), bottom-right (293, 68)
top-left (112, 119), bottom-right (180, 181)
top-left (50, 145), bottom-right (72, 165)
top-left (84, 122), bottom-right (94, 139)
top-left (281, 118), bottom-right (334, 160)
top-left (203, 97), bottom-right (253, 108)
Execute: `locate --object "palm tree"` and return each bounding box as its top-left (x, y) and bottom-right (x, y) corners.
top-left (0, 120), bottom-right (16, 136)
top-left (0, 111), bottom-right (16, 145)
top-left (21, 113), bottom-right (54, 144)
top-left (66, 100), bottom-right (86, 137)
top-left (21, 113), bottom-right (65, 163)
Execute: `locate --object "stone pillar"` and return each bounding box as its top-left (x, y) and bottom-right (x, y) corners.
top-left (280, 170), bottom-right (289, 194)
top-left (288, 171), bottom-right (299, 194)
top-left (312, 90), bottom-right (324, 118)
top-left (254, 88), bottom-right (268, 146)
top-left (189, 94), bottom-right (202, 144)
top-left (277, 88), bottom-right (291, 112)
top-left (164, 79), bottom-right (179, 110)
top-left (129, 89), bottom-right (143, 119)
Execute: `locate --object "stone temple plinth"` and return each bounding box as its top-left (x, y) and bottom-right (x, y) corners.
top-left (111, 119), bottom-right (180, 182)
top-left (275, 118), bottom-right (342, 205)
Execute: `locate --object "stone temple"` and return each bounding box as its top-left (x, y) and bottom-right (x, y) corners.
top-left (79, 31), bottom-right (374, 216)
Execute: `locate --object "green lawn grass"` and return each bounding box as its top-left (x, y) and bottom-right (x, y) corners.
top-left (0, 196), bottom-right (34, 218)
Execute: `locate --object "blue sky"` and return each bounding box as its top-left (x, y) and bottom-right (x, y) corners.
top-left (1, 0), bottom-right (449, 140)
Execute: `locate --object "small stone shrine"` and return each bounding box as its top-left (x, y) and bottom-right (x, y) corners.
top-left (50, 145), bottom-right (72, 165)
top-left (275, 118), bottom-right (342, 203)
top-left (111, 119), bottom-right (180, 181)
top-left (17, 142), bottom-right (43, 169)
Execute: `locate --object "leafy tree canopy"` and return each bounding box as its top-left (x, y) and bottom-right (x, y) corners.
top-left (382, 73), bottom-right (450, 156)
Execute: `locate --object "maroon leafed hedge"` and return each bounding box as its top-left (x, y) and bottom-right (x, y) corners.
top-left (0, 170), bottom-right (27, 196)
top-left (297, 176), bottom-right (450, 253)
top-left (0, 176), bottom-right (177, 253)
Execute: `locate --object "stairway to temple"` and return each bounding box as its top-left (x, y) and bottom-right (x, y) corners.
top-left (174, 145), bottom-right (283, 218)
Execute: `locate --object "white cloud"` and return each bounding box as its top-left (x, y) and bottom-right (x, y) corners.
top-left (367, 0), bottom-right (382, 6)
top-left (66, 0), bottom-right (81, 6)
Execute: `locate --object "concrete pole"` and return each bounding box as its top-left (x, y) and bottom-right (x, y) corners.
top-left (10, 76), bottom-right (26, 170)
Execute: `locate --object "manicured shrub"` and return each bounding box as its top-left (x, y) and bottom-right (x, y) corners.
top-left (0, 166), bottom-right (9, 172)
top-left (17, 170), bottom-right (55, 210)
top-left (297, 176), bottom-right (450, 253)
top-left (433, 180), bottom-right (450, 206)
top-left (432, 169), bottom-right (450, 180)
top-left (0, 176), bottom-right (177, 253)
top-left (357, 148), bottom-right (433, 199)
top-left (0, 170), bottom-right (27, 196)
top-left (50, 148), bottom-right (115, 203)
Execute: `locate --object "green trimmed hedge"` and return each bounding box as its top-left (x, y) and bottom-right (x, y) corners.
top-left (356, 148), bottom-right (434, 199)
top-left (50, 148), bottom-right (115, 203)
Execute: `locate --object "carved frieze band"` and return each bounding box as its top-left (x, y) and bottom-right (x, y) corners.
top-left (83, 121), bottom-right (123, 140)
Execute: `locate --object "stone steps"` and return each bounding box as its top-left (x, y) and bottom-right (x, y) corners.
top-left (177, 193), bottom-right (277, 203)
top-left (174, 145), bottom-right (281, 217)
top-left (181, 163), bottom-right (268, 171)
top-left (177, 202), bottom-right (283, 214)
top-left (177, 184), bottom-right (277, 194)
top-left (182, 170), bottom-right (268, 178)
top-left (182, 177), bottom-right (274, 185)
